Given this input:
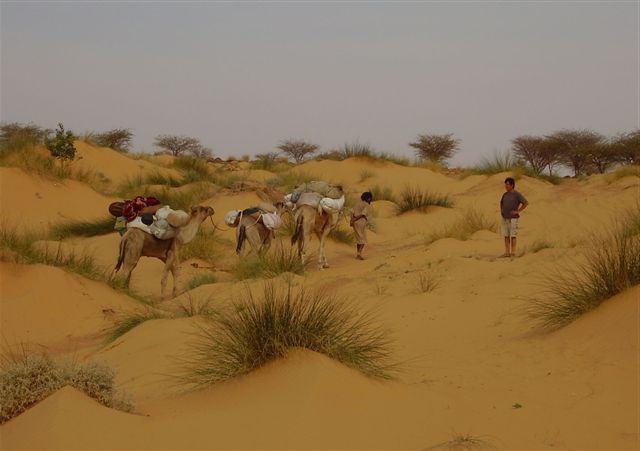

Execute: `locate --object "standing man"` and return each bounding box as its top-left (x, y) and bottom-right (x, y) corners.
top-left (350, 191), bottom-right (373, 260)
top-left (500, 177), bottom-right (528, 257)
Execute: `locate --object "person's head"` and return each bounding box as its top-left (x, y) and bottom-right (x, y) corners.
top-left (504, 177), bottom-right (515, 192)
top-left (361, 191), bottom-right (373, 203)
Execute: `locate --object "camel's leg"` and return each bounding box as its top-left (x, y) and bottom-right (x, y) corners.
top-left (170, 249), bottom-right (181, 298)
top-left (120, 237), bottom-right (143, 287)
top-left (246, 225), bottom-right (263, 256)
top-left (160, 247), bottom-right (175, 299)
top-left (318, 222), bottom-right (331, 269)
top-left (300, 213), bottom-right (314, 264)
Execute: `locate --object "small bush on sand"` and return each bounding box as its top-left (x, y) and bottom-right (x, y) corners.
top-left (426, 208), bottom-right (498, 244)
top-left (179, 283), bottom-right (395, 387)
top-left (370, 185), bottom-right (395, 202)
top-left (233, 245), bottom-right (307, 280)
top-left (49, 217), bottom-right (115, 240)
top-left (106, 309), bottom-right (166, 343)
top-left (396, 186), bottom-right (452, 214)
top-left (174, 294), bottom-right (216, 317)
top-left (471, 151), bottom-right (520, 175)
top-left (517, 239), bottom-right (554, 256)
top-left (181, 227), bottom-right (230, 264)
top-left (185, 272), bottom-right (217, 291)
top-left (424, 433), bottom-right (495, 450)
top-left (417, 270), bottom-right (441, 293)
top-left (172, 156), bottom-right (211, 180)
top-left (528, 210), bottom-right (640, 330)
top-left (0, 353), bottom-right (132, 423)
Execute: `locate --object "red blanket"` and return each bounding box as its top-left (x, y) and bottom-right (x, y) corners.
top-left (122, 196), bottom-right (160, 222)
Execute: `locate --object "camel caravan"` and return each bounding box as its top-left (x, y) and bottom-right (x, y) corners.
top-left (109, 180), bottom-right (353, 298)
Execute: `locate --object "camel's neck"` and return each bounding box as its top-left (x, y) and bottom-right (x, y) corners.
top-left (176, 216), bottom-right (205, 244)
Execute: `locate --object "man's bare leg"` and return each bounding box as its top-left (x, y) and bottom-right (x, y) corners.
top-left (356, 244), bottom-right (365, 260)
top-left (510, 237), bottom-right (517, 256)
top-left (502, 237), bottom-right (511, 257)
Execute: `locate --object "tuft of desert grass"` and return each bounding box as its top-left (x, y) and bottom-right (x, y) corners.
top-left (233, 245), bottom-right (308, 280)
top-left (517, 239), bottom-right (554, 256)
top-left (417, 270), bottom-right (441, 293)
top-left (396, 186), bottom-right (452, 215)
top-left (0, 352), bottom-right (133, 423)
top-left (527, 210), bottom-right (640, 330)
top-left (370, 185), bottom-right (395, 202)
top-left (358, 168), bottom-right (376, 182)
top-left (471, 151), bottom-right (519, 175)
top-left (426, 208), bottom-right (497, 244)
top-left (328, 226), bottom-right (355, 245)
top-left (178, 283), bottom-right (396, 387)
top-left (424, 433), bottom-right (496, 450)
top-left (181, 227), bottom-right (231, 264)
top-left (174, 294), bottom-right (216, 317)
top-left (49, 217), bottom-right (115, 240)
top-left (185, 272), bottom-right (217, 291)
top-left (106, 309), bottom-right (166, 343)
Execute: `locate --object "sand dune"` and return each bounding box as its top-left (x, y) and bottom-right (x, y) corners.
top-left (1, 150), bottom-right (638, 449)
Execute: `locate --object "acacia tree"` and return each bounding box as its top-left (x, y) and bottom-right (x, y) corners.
top-left (154, 134), bottom-right (206, 157)
top-left (277, 139), bottom-right (319, 163)
top-left (409, 133), bottom-right (459, 164)
top-left (587, 141), bottom-right (618, 174)
top-left (94, 128), bottom-right (134, 152)
top-left (546, 129), bottom-right (604, 176)
top-left (511, 135), bottom-right (548, 175)
top-left (612, 130), bottom-right (640, 165)
top-left (45, 123), bottom-right (76, 168)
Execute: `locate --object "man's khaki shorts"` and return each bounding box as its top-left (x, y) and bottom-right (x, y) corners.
top-left (501, 218), bottom-right (518, 237)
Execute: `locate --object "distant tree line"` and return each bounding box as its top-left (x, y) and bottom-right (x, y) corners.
top-left (2, 121), bottom-right (638, 176)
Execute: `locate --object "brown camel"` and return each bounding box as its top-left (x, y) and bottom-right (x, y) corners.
top-left (235, 214), bottom-right (273, 256)
top-left (290, 204), bottom-right (337, 269)
top-left (114, 205), bottom-right (214, 298)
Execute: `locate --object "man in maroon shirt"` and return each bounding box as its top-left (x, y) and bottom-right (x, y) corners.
top-left (500, 177), bottom-right (529, 257)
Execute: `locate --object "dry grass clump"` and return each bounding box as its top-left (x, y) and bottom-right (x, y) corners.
top-left (0, 352), bottom-right (133, 423)
top-left (179, 283), bottom-right (396, 387)
top-left (328, 226), bottom-right (355, 245)
top-left (424, 433), bottom-right (496, 450)
top-left (370, 185), bottom-right (396, 202)
top-left (181, 227), bottom-right (230, 264)
top-left (174, 294), bottom-right (216, 317)
top-left (106, 309), bottom-right (167, 343)
top-left (396, 186), bottom-right (452, 215)
top-left (605, 165), bottom-right (640, 183)
top-left (528, 210), bottom-right (640, 330)
top-left (266, 170), bottom-right (316, 191)
top-left (185, 272), bottom-right (217, 291)
top-left (417, 270), bottom-right (441, 293)
top-left (49, 217), bottom-right (115, 240)
top-left (517, 239), bottom-right (554, 256)
top-left (358, 168), bottom-right (376, 182)
top-left (233, 245), bottom-right (308, 280)
top-left (426, 208), bottom-right (498, 244)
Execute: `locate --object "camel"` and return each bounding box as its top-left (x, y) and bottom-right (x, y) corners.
top-left (235, 213), bottom-right (274, 256)
top-left (290, 204), bottom-right (338, 269)
top-left (114, 205), bottom-right (214, 298)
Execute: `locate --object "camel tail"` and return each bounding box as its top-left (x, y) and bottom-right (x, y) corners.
top-left (114, 236), bottom-right (126, 272)
top-left (236, 225), bottom-right (246, 254)
top-left (291, 214), bottom-right (304, 245)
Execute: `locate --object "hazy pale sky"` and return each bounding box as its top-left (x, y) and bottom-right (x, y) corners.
top-left (1, 1), bottom-right (638, 165)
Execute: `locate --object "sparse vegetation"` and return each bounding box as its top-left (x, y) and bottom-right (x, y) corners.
top-left (45, 123), bottom-right (76, 168)
top-left (233, 245), bottom-right (308, 280)
top-left (0, 352), bottom-right (133, 423)
top-left (328, 226), bottom-right (355, 245)
top-left (251, 152), bottom-right (281, 171)
top-left (49, 217), bottom-right (115, 240)
top-left (605, 165), bottom-right (640, 183)
top-left (370, 185), bottom-right (395, 202)
top-left (106, 309), bottom-right (166, 343)
top-left (181, 227), bottom-right (230, 264)
top-left (528, 210), bottom-right (640, 330)
top-left (417, 270), bottom-right (441, 293)
top-left (266, 170), bottom-right (316, 191)
top-left (92, 128), bottom-right (134, 152)
top-left (178, 283), bottom-right (396, 387)
top-left (185, 272), bottom-right (217, 291)
top-left (424, 433), bottom-right (496, 450)
top-left (518, 239), bottom-right (554, 256)
top-left (154, 134), bottom-right (210, 157)
top-left (426, 208), bottom-right (498, 244)
top-left (410, 133), bottom-right (459, 164)
top-left (396, 186), bottom-right (452, 214)
top-left (174, 294), bottom-right (216, 317)
top-left (277, 139), bottom-right (319, 163)
top-left (358, 168), bottom-right (375, 182)
top-left (471, 151), bottom-right (519, 175)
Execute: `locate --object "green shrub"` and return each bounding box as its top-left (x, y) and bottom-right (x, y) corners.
top-left (185, 272), bottom-right (217, 291)
top-left (45, 123), bottom-right (76, 167)
top-left (178, 283), bottom-right (396, 387)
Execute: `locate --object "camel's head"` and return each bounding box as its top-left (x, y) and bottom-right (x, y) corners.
top-left (190, 205), bottom-right (215, 219)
